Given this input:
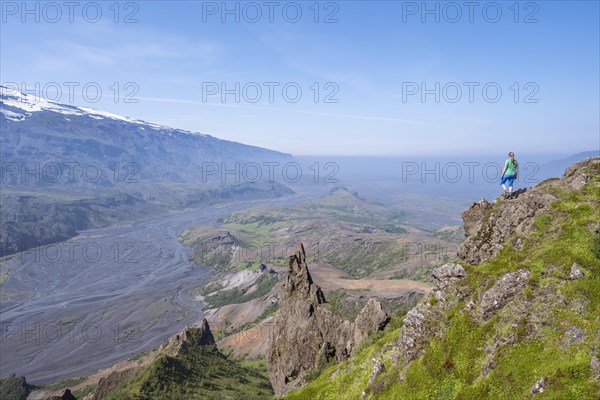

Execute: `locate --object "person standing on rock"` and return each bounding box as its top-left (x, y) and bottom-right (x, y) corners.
top-left (500, 152), bottom-right (519, 198)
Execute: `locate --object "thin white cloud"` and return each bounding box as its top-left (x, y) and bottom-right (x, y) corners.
top-left (137, 95), bottom-right (435, 126)
top-left (5, 21), bottom-right (222, 72)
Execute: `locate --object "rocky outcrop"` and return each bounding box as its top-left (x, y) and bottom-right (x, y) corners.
top-left (561, 158), bottom-right (596, 190)
top-left (162, 318), bottom-right (216, 354)
top-left (267, 243), bottom-right (389, 397)
top-left (457, 158), bottom-right (599, 265)
top-left (457, 191), bottom-right (556, 264)
top-left (280, 158), bottom-right (600, 399)
top-left (360, 358), bottom-right (386, 399)
top-left (397, 263), bottom-right (468, 364)
top-left (479, 269), bottom-right (530, 319)
top-left (354, 298), bottom-right (390, 345)
top-left (430, 262), bottom-right (467, 301)
top-left (397, 303), bottom-right (431, 364)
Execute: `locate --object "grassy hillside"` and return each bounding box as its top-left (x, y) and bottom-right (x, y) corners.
top-left (0, 376), bottom-right (30, 400)
top-left (285, 162), bottom-right (600, 399)
top-left (100, 328), bottom-right (273, 400)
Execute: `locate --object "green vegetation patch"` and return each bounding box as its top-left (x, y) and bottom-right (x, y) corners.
top-left (103, 331), bottom-right (273, 400)
top-left (204, 273), bottom-right (278, 309)
top-left (0, 376), bottom-right (31, 400)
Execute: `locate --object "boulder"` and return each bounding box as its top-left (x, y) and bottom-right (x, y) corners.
top-left (397, 303), bottom-right (429, 363)
top-left (530, 377), bottom-right (547, 395)
top-left (354, 298), bottom-right (390, 345)
top-left (431, 263), bottom-right (466, 301)
top-left (569, 263), bottom-right (584, 280)
top-left (479, 269), bottom-right (530, 319)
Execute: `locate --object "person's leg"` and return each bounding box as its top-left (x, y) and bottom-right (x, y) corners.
top-left (507, 176), bottom-right (515, 197)
top-left (500, 176), bottom-right (508, 194)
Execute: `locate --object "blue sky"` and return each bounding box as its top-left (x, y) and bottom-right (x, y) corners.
top-left (1, 0), bottom-right (598, 156)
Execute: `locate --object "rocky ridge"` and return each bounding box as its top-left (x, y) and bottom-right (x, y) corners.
top-left (458, 158), bottom-right (596, 264)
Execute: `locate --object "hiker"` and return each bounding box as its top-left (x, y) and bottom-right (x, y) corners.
top-left (500, 151), bottom-right (519, 198)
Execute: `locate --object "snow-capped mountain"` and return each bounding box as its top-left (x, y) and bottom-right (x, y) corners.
top-left (1, 86), bottom-right (181, 131)
top-left (0, 86), bottom-right (292, 187)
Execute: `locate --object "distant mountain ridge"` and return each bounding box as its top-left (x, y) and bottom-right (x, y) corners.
top-left (0, 86), bottom-right (296, 256)
top-left (0, 86), bottom-right (292, 187)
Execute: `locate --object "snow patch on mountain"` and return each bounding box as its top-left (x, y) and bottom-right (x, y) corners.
top-left (0, 86), bottom-right (206, 137)
top-left (1, 108), bottom-right (26, 121)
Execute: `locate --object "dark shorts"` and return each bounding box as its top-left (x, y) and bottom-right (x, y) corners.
top-left (500, 174), bottom-right (516, 187)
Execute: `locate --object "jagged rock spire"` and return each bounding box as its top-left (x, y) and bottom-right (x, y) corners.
top-left (283, 243), bottom-right (325, 304)
top-left (268, 243), bottom-right (388, 397)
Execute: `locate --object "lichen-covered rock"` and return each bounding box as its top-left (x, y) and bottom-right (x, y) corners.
top-left (562, 326), bottom-right (585, 348)
top-left (479, 269), bottom-right (530, 319)
top-left (431, 262), bottom-right (466, 301)
top-left (397, 263), bottom-right (468, 364)
top-left (360, 358), bottom-right (386, 399)
top-left (461, 198), bottom-right (490, 238)
top-left (397, 303), bottom-right (430, 363)
top-left (530, 377), bottom-right (547, 395)
top-left (432, 263), bottom-right (466, 287)
top-left (368, 358), bottom-right (385, 385)
top-left (569, 263), bottom-right (585, 280)
top-left (590, 356), bottom-right (600, 381)
top-left (561, 158), bottom-right (595, 190)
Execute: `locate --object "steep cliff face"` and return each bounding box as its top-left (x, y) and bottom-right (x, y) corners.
top-left (285, 158), bottom-right (600, 400)
top-left (267, 244), bottom-right (390, 397)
